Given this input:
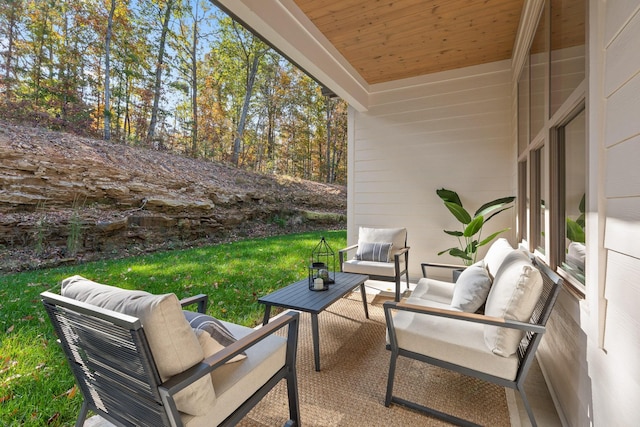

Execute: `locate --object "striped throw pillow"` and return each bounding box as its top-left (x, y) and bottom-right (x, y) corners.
top-left (355, 242), bottom-right (393, 262)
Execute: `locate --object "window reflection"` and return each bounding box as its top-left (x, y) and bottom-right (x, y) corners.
top-left (534, 146), bottom-right (546, 254)
top-left (561, 110), bottom-right (586, 284)
top-left (530, 3), bottom-right (548, 138)
top-left (518, 161), bottom-right (528, 243)
top-left (518, 59), bottom-right (530, 155)
top-left (550, 0), bottom-right (585, 116)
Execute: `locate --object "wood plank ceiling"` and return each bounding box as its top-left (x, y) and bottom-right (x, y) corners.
top-left (292, 0), bottom-right (525, 85)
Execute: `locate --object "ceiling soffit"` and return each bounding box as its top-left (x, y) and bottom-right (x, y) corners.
top-left (292, 0), bottom-right (525, 85)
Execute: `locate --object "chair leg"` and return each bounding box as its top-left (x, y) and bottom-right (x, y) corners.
top-left (518, 385), bottom-right (537, 427)
top-left (385, 351), bottom-right (398, 407)
top-left (395, 274), bottom-right (401, 302)
top-left (286, 369), bottom-right (301, 426)
top-left (74, 401), bottom-right (89, 427)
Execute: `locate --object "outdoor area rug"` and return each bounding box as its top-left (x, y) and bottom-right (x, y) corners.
top-left (238, 291), bottom-right (511, 427)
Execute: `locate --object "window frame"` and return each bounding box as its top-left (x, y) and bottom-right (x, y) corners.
top-left (516, 0), bottom-right (586, 297)
top-left (552, 104), bottom-right (587, 293)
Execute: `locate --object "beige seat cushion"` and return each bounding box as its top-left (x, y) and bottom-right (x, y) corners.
top-left (411, 277), bottom-right (455, 305)
top-left (483, 251), bottom-right (543, 357)
top-left (182, 322), bottom-right (288, 427)
top-left (342, 257), bottom-right (405, 277)
top-left (61, 275), bottom-right (215, 416)
top-left (390, 298), bottom-right (519, 381)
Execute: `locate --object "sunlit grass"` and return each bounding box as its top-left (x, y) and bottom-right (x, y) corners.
top-left (0, 230), bottom-right (346, 426)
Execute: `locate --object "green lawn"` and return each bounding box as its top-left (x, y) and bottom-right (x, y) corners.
top-left (0, 230), bottom-right (346, 426)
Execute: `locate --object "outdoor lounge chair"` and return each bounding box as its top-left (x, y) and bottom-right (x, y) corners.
top-left (383, 239), bottom-right (563, 426)
top-left (41, 275), bottom-right (300, 427)
top-left (339, 227), bottom-right (410, 301)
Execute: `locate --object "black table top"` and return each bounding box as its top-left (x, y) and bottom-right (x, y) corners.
top-left (258, 272), bottom-right (368, 314)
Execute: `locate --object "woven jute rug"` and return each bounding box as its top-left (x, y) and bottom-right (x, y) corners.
top-left (238, 292), bottom-right (510, 427)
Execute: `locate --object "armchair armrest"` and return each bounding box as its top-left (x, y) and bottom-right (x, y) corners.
top-left (339, 244), bottom-right (359, 265)
top-left (340, 243), bottom-right (359, 253)
top-left (383, 300), bottom-right (545, 334)
top-left (420, 262), bottom-right (466, 278)
top-left (394, 247), bottom-right (410, 256)
top-left (160, 310), bottom-right (300, 396)
top-left (180, 294), bottom-right (208, 313)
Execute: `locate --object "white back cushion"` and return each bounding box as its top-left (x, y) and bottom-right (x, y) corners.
top-left (483, 251), bottom-right (543, 357)
top-left (61, 275), bottom-right (215, 416)
top-left (358, 227), bottom-right (407, 256)
top-left (482, 238), bottom-right (515, 278)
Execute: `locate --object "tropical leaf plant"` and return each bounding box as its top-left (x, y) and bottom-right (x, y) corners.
top-left (436, 188), bottom-right (516, 265)
top-left (566, 193), bottom-right (586, 243)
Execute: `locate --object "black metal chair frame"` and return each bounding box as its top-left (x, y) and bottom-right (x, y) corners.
top-left (383, 257), bottom-right (563, 427)
top-left (41, 291), bottom-right (300, 427)
top-left (339, 236), bottom-right (410, 302)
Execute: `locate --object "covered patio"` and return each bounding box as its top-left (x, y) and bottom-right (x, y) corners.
top-left (84, 283), bottom-right (559, 426)
top-left (210, 1), bottom-right (640, 426)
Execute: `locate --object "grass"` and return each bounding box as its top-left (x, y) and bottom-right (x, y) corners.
top-left (0, 230), bottom-right (346, 426)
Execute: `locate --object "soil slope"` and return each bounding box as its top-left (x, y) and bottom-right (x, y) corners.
top-left (0, 120), bottom-right (347, 272)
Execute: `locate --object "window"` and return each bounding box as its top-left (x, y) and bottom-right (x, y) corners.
top-left (530, 5), bottom-right (548, 139)
top-left (518, 59), bottom-right (530, 156)
top-left (517, 161), bottom-right (528, 243)
top-left (517, 0), bottom-right (586, 294)
top-left (532, 146), bottom-right (546, 255)
top-left (550, 0), bottom-right (586, 117)
top-left (560, 109), bottom-right (586, 285)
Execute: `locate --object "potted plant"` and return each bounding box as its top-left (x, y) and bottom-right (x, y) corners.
top-left (436, 188), bottom-right (516, 267)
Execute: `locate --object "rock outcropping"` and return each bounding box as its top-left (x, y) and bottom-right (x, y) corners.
top-left (0, 121), bottom-right (346, 271)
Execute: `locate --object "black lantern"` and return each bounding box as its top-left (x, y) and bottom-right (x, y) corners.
top-left (308, 236), bottom-right (335, 291)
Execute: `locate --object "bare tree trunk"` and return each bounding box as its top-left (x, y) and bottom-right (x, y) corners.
top-left (232, 54), bottom-right (259, 167)
top-left (147, 0), bottom-right (174, 148)
top-left (2, 0), bottom-right (20, 101)
top-left (190, 18), bottom-right (198, 157)
top-left (104, 0), bottom-right (116, 141)
top-left (325, 96), bottom-right (332, 183)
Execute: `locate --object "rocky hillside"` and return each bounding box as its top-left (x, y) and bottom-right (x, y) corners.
top-left (0, 120), bottom-right (347, 272)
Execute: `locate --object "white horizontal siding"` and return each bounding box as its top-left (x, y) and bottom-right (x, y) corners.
top-left (605, 134), bottom-right (640, 197)
top-left (604, 198), bottom-right (640, 259)
top-left (599, 250), bottom-right (640, 426)
top-left (604, 71), bottom-right (640, 146)
top-left (591, 1), bottom-right (640, 425)
top-left (347, 61), bottom-right (515, 279)
top-left (605, 0), bottom-right (640, 46)
top-left (604, 7), bottom-right (640, 96)
top-left (538, 290), bottom-right (590, 427)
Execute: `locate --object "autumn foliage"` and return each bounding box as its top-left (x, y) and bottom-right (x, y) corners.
top-left (0, 0), bottom-right (347, 184)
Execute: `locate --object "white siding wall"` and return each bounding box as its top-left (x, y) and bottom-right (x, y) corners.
top-left (347, 61), bottom-right (516, 281)
top-left (520, 2), bottom-right (640, 426)
top-left (592, 0), bottom-right (640, 424)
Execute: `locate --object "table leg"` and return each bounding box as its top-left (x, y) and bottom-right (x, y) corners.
top-left (262, 305), bottom-right (272, 326)
top-left (311, 313), bottom-right (320, 371)
top-left (360, 283), bottom-right (369, 319)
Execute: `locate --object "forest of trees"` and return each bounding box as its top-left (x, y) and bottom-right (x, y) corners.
top-left (0, 0), bottom-right (348, 184)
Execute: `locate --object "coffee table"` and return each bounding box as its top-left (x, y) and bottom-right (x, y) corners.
top-left (259, 272), bottom-right (369, 371)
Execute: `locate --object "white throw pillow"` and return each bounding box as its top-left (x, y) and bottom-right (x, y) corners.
top-left (483, 251), bottom-right (543, 357)
top-left (450, 262), bottom-right (492, 312)
top-left (482, 238), bottom-right (515, 279)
